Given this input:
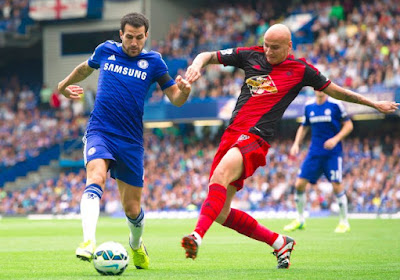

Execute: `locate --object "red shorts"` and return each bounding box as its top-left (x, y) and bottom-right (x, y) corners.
top-left (209, 131), bottom-right (271, 190)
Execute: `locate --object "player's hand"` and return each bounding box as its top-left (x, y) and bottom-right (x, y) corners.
top-left (176, 75), bottom-right (191, 95)
top-left (324, 138), bottom-right (338, 150)
top-left (59, 85), bottom-right (84, 99)
top-left (374, 101), bottom-right (399, 114)
top-left (185, 64), bottom-right (202, 84)
top-left (290, 144), bottom-right (299, 156)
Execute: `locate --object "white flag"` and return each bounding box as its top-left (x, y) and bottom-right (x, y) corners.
top-left (29, 0), bottom-right (88, 21)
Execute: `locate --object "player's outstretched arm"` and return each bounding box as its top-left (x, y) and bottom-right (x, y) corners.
top-left (290, 125), bottom-right (309, 156)
top-left (185, 51), bottom-right (220, 84)
top-left (58, 61), bottom-right (95, 99)
top-left (323, 82), bottom-right (399, 114)
top-left (163, 75), bottom-right (191, 107)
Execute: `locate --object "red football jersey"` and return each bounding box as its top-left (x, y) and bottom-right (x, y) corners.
top-left (217, 46), bottom-right (331, 142)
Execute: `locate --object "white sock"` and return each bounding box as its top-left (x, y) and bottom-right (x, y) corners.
top-left (80, 184), bottom-right (103, 244)
top-left (191, 231), bottom-right (202, 246)
top-left (127, 208), bottom-right (145, 250)
top-left (295, 191), bottom-right (306, 223)
top-left (336, 191), bottom-right (348, 224)
top-left (272, 235), bottom-right (284, 250)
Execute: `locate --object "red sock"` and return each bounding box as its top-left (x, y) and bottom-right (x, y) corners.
top-left (222, 208), bottom-right (279, 246)
top-left (194, 183), bottom-right (227, 238)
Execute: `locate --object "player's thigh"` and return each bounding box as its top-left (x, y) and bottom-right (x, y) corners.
top-left (331, 181), bottom-right (344, 193)
top-left (210, 147), bottom-right (243, 186)
top-left (110, 141), bottom-right (144, 188)
top-left (299, 154), bottom-right (323, 184)
top-left (209, 132), bottom-right (236, 181)
top-left (84, 133), bottom-right (115, 187)
top-left (117, 179), bottom-right (142, 217)
top-left (323, 155), bottom-right (343, 183)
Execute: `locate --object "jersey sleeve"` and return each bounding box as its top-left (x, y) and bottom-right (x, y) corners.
top-left (336, 101), bottom-right (350, 121)
top-left (154, 53), bottom-right (175, 90)
top-left (301, 59), bottom-right (331, 91)
top-left (301, 105), bottom-right (310, 126)
top-left (217, 48), bottom-right (244, 69)
top-left (87, 42), bottom-right (105, 69)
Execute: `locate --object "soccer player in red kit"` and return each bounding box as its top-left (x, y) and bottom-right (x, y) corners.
top-left (181, 24), bottom-right (398, 269)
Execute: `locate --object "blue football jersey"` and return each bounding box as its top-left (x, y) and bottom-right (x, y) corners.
top-left (86, 40), bottom-right (175, 144)
top-left (302, 97), bottom-right (349, 156)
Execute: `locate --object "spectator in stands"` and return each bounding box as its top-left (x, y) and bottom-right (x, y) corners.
top-left (2, 0), bottom-right (12, 20)
top-left (1, 131), bottom-right (400, 216)
top-left (157, 0), bottom-right (400, 100)
top-left (39, 84), bottom-right (52, 109)
top-left (50, 88), bottom-right (61, 109)
top-left (330, 0), bottom-right (345, 26)
top-left (6, 8), bottom-right (21, 33)
top-left (2, 0), bottom-right (400, 222)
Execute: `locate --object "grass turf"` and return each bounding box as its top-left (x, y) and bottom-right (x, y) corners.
top-left (0, 217), bottom-right (399, 279)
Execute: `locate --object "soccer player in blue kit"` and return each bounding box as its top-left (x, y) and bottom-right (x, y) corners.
top-left (57, 13), bottom-right (191, 269)
top-left (284, 90), bottom-right (353, 233)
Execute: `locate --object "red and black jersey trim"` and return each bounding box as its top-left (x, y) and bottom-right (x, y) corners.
top-left (217, 46), bottom-right (263, 63)
top-left (217, 51), bottom-right (223, 64)
top-left (317, 80), bottom-right (331, 91)
top-left (238, 138), bottom-right (265, 154)
top-left (236, 46), bottom-right (264, 54)
top-left (288, 56), bottom-right (331, 92)
top-left (294, 57), bottom-right (320, 74)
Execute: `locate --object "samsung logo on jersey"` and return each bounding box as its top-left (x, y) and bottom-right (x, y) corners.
top-left (103, 63), bottom-right (147, 80)
top-left (310, 116), bottom-right (332, 123)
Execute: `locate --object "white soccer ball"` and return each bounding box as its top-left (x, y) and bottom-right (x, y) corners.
top-left (93, 241), bottom-right (129, 275)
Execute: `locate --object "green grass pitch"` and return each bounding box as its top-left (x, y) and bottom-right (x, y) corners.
top-left (0, 217), bottom-right (399, 279)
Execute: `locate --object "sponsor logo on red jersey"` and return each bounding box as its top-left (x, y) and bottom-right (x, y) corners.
top-left (245, 75), bottom-right (278, 96)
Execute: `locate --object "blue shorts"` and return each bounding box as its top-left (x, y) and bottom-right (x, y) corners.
top-left (83, 132), bottom-right (144, 187)
top-left (298, 153), bottom-right (343, 184)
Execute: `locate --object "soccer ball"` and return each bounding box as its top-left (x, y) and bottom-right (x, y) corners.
top-left (93, 241), bottom-right (129, 275)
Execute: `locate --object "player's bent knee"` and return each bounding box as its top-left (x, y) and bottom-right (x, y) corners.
top-left (125, 209), bottom-right (141, 219)
top-left (123, 204), bottom-right (141, 219)
top-left (296, 185), bottom-right (306, 192)
top-left (210, 169), bottom-right (231, 187)
top-left (332, 182), bottom-right (344, 194)
top-left (215, 210), bottom-right (229, 224)
top-left (295, 179), bottom-right (308, 192)
top-left (87, 173), bottom-right (106, 188)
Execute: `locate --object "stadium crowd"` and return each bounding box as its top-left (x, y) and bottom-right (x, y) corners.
top-left (1, 0), bottom-right (400, 216)
top-left (0, 0), bottom-right (32, 36)
top-left (1, 128), bottom-right (399, 215)
top-left (0, 76), bottom-right (87, 168)
top-left (150, 0), bottom-right (400, 101)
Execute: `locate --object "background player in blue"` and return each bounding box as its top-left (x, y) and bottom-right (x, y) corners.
top-left (284, 90), bottom-right (353, 233)
top-left (57, 13), bottom-right (191, 269)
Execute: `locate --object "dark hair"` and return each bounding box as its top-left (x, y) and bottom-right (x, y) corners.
top-left (120, 12), bottom-right (149, 33)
